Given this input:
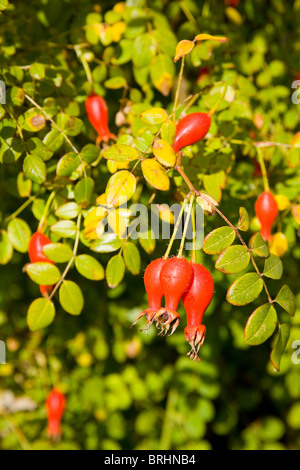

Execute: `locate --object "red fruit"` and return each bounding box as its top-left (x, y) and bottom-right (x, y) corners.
top-left (182, 262), bottom-right (214, 361)
top-left (39, 284), bottom-right (54, 297)
top-left (173, 112), bottom-right (211, 153)
top-left (255, 191), bottom-right (278, 242)
top-left (46, 388), bottom-right (66, 439)
top-left (28, 231), bottom-right (53, 264)
top-left (85, 93), bottom-right (115, 143)
top-left (154, 257), bottom-right (193, 336)
top-left (29, 231), bottom-right (55, 295)
top-left (132, 258), bottom-right (166, 328)
top-left (225, 0), bottom-right (240, 6)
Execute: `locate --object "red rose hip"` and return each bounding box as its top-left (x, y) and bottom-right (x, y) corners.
top-left (255, 191), bottom-right (278, 242)
top-left (173, 112), bottom-right (211, 153)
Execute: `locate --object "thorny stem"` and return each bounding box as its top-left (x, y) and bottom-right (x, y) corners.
top-left (177, 193), bottom-right (194, 258)
top-left (48, 212), bottom-right (82, 300)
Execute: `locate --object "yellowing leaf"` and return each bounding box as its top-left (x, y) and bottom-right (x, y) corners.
top-left (158, 204), bottom-right (175, 224)
top-left (150, 54), bottom-right (175, 96)
top-left (140, 108), bottom-right (168, 125)
top-left (96, 193), bottom-right (107, 205)
top-left (105, 170), bottom-right (136, 207)
top-left (152, 139), bottom-right (176, 168)
top-left (269, 232), bottom-right (288, 257)
top-left (107, 209), bottom-right (130, 238)
top-left (194, 33), bottom-right (228, 43)
top-left (174, 39), bottom-right (195, 62)
top-left (110, 21), bottom-right (126, 42)
top-left (274, 195), bottom-right (290, 211)
top-left (141, 159), bottom-right (170, 191)
top-left (292, 205), bottom-right (300, 224)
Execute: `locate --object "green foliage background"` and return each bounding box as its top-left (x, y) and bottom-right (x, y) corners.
top-left (0, 0), bottom-right (300, 450)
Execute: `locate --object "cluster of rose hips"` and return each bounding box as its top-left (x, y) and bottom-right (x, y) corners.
top-left (133, 257), bottom-right (214, 362)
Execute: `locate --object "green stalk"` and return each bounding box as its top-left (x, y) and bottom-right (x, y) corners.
top-left (163, 197), bottom-right (188, 259)
top-left (177, 193), bottom-right (194, 258)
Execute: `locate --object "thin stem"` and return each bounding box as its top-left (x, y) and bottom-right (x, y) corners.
top-left (207, 83), bottom-right (227, 117)
top-left (74, 46), bottom-right (93, 84)
top-left (38, 190), bottom-right (56, 232)
top-left (163, 197), bottom-right (189, 260)
top-left (173, 56), bottom-right (185, 120)
top-left (256, 147), bottom-right (270, 192)
top-left (3, 194), bottom-right (38, 224)
top-left (191, 202), bottom-right (196, 263)
top-left (178, 193), bottom-right (194, 258)
top-left (49, 212), bottom-right (82, 300)
top-left (199, 192), bottom-right (273, 302)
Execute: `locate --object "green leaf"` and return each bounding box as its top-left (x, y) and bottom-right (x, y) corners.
top-left (249, 232), bottom-right (269, 258)
top-left (161, 120), bottom-right (176, 145)
top-left (0, 229), bottom-right (13, 265)
top-left (138, 229), bottom-right (156, 254)
top-left (7, 218), bottom-right (31, 253)
top-left (59, 281), bottom-right (84, 316)
top-left (270, 324), bottom-right (290, 372)
top-left (26, 137), bottom-right (53, 161)
top-left (27, 298), bottom-right (55, 331)
top-left (0, 0), bottom-right (9, 11)
top-left (123, 242), bottom-right (141, 275)
top-left (75, 254), bottom-right (104, 281)
top-left (23, 155), bottom-right (46, 184)
top-left (244, 304), bottom-right (278, 345)
top-left (274, 285), bottom-right (296, 316)
top-left (104, 76), bottom-right (127, 89)
top-left (106, 255), bottom-right (125, 288)
top-left (74, 177), bottom-right (95, 206)
top-left (132, 32), bottom-right (156, 68)
top-left (215, 245), bottom-right (250, 274)
top-left (150, 53), bottom-right (175, 96)
top-left (25, 262), bottom-right (61, 285)
top-left (65, 117), bottom-right (83, 137)
top-left (43, 129), bottom-right (64, 152)
top-left (227, 273), bottom-right (264, 306)
top-left (80, 144), bottom-right (100, 164)
top-left (42, 243), bottom-right (73, 263)
top-left (17, 172), bottom-right (32, 197)
top-left (203, 226), bottom-right (236, 255)
top-left (50, 220), bottom-right (77, 238)
top-left (90, 233), bottom-right (123, 253)
top-left (55, 202), bottom-right (80, 219)
top-left (263, 254), bottom-right (283, 280)
top-left (56, 152), bottom-right (81, 177)
top-left (0, 137), bottom-right (23, 163)
top-left (237, 207), bottom-right (249, 231)
top-left (103, 144), bottom-right (140, 162)
top-left (203, 171), bottom-right (225, 203)
top-left (29, 63), bottom-right (46, 80)
top-left (10, 87), bottom-right (25, 106)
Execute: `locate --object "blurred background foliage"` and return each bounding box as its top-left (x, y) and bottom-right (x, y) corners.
top-left (0, 0), bottom-right (300, 450)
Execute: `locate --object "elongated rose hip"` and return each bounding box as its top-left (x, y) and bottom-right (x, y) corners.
top-left (132, 258), bottom-right (166, 328)
top-left (85, 93), bottom-right (115, 143)
top-left (28, 231), bottom-right (54, 297)
top-left (154, 257), bottom-right (193, 335)
top-left (255, 191), bottom-right (278, 242)
top-left (46, 388), bottom-right (66, 440)
top-left (182, 262), bottom-right (214, 361)
top-left (173, 112), bottom-right (211, 153)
